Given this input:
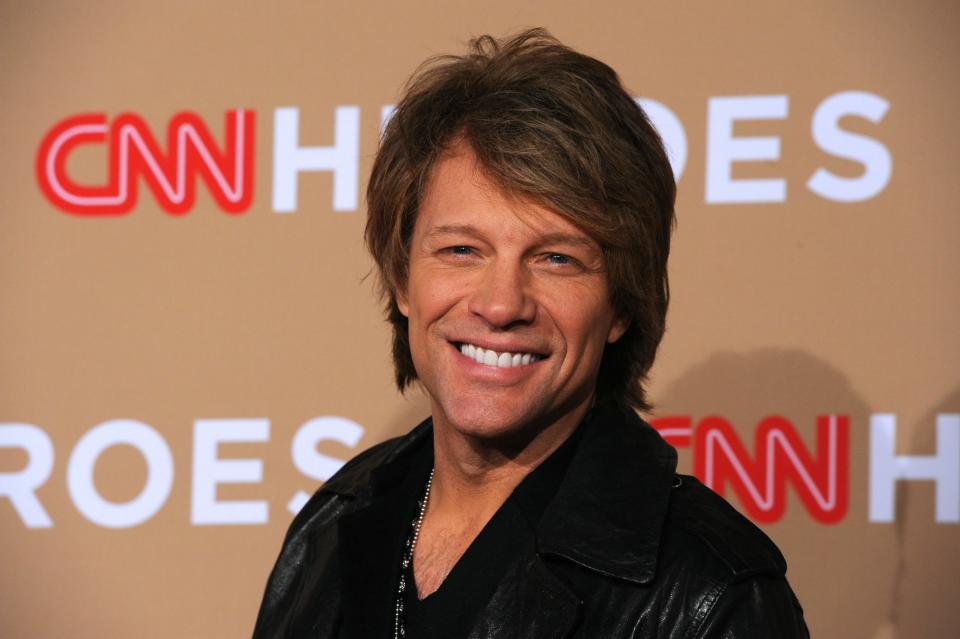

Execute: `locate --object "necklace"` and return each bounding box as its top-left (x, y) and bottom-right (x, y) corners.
top-left (394, 467), bottom-right (434, 638)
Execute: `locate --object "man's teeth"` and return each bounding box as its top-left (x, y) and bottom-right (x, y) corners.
top-left (459, 343), bottom-right (540, 368)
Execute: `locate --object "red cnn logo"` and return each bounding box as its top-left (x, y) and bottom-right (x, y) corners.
top-left (36, 110), bottom-right (255, 215)
top-left (652, 415), bottom-right (850, 523)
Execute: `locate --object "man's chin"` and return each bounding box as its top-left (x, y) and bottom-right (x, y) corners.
top-left (442, 411), bottom-right (531, 440)
top-left (434, 401), bottom-right (570, 452)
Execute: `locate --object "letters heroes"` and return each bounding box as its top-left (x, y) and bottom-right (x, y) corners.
top-left (36, 91), bottom-right (892, 216)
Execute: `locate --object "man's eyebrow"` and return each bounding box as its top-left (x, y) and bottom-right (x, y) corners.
top-left (535, 232), bottom-right (598, 249)
top-left (424, 224), bottom-right (483, 239)
top-left (425, 225), bottom-right (597, 249)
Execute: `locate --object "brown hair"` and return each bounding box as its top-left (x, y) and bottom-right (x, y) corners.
top-left (365, 28), bottom-right (676, 412)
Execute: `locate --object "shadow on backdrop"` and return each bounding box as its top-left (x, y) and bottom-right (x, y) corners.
top-left (654, 348), bottom-right (897, 639)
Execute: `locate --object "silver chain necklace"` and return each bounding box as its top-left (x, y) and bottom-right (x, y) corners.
top-left (393, 467), bottom-right (434, 639)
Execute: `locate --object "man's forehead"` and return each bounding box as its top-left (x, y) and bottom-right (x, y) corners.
top-left (419, 142), bottom-right (601, 249)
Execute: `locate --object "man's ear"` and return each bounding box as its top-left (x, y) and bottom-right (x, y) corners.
top-left (395, 288), bottom-right (410, 318)
top-left (607, 315), bottom-right (629, 344)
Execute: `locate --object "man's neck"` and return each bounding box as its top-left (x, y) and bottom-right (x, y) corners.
top-left (426, 399), bottom-right (590, 527)
top-left (411, 398), bottom-right (590, 598)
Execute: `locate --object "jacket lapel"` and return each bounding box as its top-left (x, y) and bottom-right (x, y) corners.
top-left (335, 423), bottom-right (434, 638)
top-left (464, 406), bottom-right (676, 638)
top-left (537, 404), bottom-right (678, 585)
top-left (285, 523), bottom-right (344, 638)
top-left (336, 494), bottom-right (408, 637)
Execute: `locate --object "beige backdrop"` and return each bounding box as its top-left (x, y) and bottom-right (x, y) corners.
top-left (2, 1), bottom-right (958, 637)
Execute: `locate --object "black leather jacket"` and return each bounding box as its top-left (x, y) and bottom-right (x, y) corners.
top-left (253, 405), bottom-right (809, 638)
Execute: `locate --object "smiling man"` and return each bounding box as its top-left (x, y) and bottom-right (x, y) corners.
top-left (253, 29), bottom-right (808, 639)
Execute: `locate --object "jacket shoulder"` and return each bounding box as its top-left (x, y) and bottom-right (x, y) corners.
top-left (287, 430), bottom-right (412, 533)
top-left (320, 433), bottom-right (407, 495)
top-left (253, 426), bottom-right (426, 638)
top-left (656, 477), bottom-right (808, 636)
top-left (661, 474), bottom-right (787, 581)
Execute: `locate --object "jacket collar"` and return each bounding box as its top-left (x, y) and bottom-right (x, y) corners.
top-left (325, 403), bottom-right (677, 586)
top-left (321, 417), bottom-right (433, 498)
top-left (536, 403), bottom-right (677, 584)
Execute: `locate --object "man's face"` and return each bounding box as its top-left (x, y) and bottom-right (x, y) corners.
top-left (397, 140), bottom-right (627, 443)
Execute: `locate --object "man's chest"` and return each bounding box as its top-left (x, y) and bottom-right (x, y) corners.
top-left (412, 523), bottom-right (483, 598)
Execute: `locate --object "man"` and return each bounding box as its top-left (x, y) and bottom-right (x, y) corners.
top-left (253, 29), bottom-right (808, 638)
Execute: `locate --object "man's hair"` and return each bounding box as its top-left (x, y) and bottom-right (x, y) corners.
top-left (365, 28), bottom-right (676, 412)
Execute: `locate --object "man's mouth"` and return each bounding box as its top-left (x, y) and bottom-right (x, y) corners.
top-left (456, 342), bottom-right (545, 369)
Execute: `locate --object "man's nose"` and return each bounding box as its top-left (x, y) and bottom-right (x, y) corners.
top-left (467, 259), bottom-right (537, 328)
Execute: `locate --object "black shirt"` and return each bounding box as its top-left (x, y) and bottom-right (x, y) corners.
top-left (402, 424), bottom-right (584, 638)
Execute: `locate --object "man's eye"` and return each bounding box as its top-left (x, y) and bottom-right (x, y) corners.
top-left (440, 245), bottom-right (476, 259)
top-left (538, 253), bottom-right (586, 272)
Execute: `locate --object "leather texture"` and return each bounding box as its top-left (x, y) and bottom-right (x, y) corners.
top-left (252, 405), bottom-right (809, 638)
